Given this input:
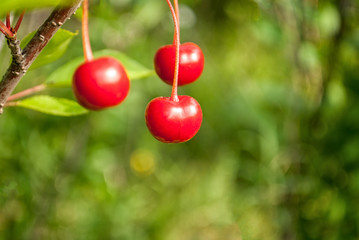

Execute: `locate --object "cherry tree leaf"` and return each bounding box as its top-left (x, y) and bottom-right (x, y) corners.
top-left (46, 49), bottom-right (154, 87)
top-left (0, 0), bottom-right (75, 16)
top-left (20, 29), bottom-right (78, 70)
top-left (13, 95), bottom-right (88, 116)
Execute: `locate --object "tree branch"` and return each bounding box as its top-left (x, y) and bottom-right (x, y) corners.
top-left (0, 0), bottom-right (83, 114)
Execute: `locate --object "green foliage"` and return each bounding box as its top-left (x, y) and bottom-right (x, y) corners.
top-left (1, 0), bottom-right (359, 239)
top-left (0, 0), bottom-right (75, 17)
top-left (21, 29), bottom-right (78, 70)
top-left (13, 95), bottom-right (88, 116)
top-left (46, 49), bottom-right (154, 88)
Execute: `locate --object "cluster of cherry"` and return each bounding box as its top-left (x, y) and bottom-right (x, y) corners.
top-left (73, 0), bottom-right (204, 143)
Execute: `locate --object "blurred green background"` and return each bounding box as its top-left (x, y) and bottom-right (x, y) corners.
top-left (1, 0), bottom-right (359, 239)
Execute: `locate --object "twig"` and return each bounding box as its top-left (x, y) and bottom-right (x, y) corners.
top-left (0, 0), bottom-right (83, 115)
top-left (0, 25), bottom-right (8, 36)
top-left (4, 101), bottom-right (18, 107)
top-left (6, 13), bottom-right (11, 28)
top-left (0, 14), bottom-right (13, 51)
top-left (6, 83), bottom-right (47, 102)
top-left (14, 11), bottom-right (26, 32)
top-left (0, 21), bottom-right (14, 37)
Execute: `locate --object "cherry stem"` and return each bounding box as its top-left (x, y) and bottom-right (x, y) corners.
top-left (6, 84), bottom-right (47, 102)
top-left (4, 101), bottom-right (18, 107)
top-left (0, 20), bottom-right (14, 38)
top-left (14, 11), bottom-right (26, 32)
top-left (166, 0), bottom-right (180, 102)
top-left (174, 0), bottom-right (179, 29)
top-left (82, 0), bottom-right (93, 62)
top-left (172, 0), bottom-right (179, 45)
top-left (6, 13), bottom-right (11, 28)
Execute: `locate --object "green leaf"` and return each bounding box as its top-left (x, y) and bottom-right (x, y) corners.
top-left (21, 29), bottom-right (78, 70)
top-left (14, 95), bottom-right (88, 116)
top-left (46, 49), bottom-right (154, 87)
top-left (0, 0), bottom-right (75, 16)
top-left (1, 1), bottom-right (68, 16)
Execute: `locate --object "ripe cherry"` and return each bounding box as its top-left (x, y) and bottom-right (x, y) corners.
top-left (145, 95), bottom-right (202, 143)
top-left (154, 42), bottom-right (204, 86)
top-left (73, 57), bottom-right (130, 110)
top-left (72, 0), bottom-right (129, 110)
top-left (145, 0), bottom-right (203, 143)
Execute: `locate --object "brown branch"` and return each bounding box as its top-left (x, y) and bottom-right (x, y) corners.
top-left (7, 37), bottom-right (23, 64)
top-left (0, 0), bottom-right (83, 115)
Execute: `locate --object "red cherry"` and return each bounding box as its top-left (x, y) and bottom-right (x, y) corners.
top-left (154, 42), bottom-right (204, 86)
top-left (72, 57), bottom-right (130, 110)
top-left (145, 95), bottom-right (202, 143)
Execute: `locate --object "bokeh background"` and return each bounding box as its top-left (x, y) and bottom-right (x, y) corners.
top-left (1, 0), bottom-right (359, 239)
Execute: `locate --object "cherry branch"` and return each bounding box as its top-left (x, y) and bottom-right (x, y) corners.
top-left (0, 0), bottom-right (83, 115)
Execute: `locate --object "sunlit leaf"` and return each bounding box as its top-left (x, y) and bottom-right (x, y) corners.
top-left (20, 29), bottom-right (78, 70)
top-left (0, 0), bottom-right (76, 16)
top-left (46, 49), bottom-right (154, 87)
top-left (14, 95), bottom-right (88, 116)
